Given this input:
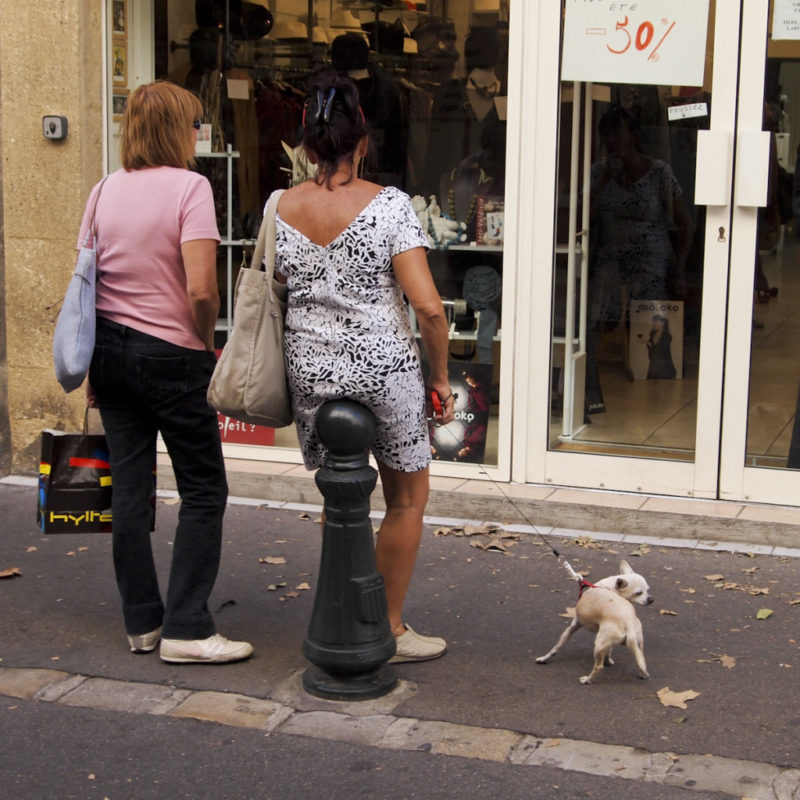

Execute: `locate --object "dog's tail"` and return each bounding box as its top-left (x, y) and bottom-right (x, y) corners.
top-left (562, 560), bottom-right (583, 583)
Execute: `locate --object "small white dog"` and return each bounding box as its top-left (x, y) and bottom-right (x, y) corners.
top-left (536, 560), bottom-right (653, 684)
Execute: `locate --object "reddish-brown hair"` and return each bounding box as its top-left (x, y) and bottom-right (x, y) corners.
top-left (120, 81), bottom-right (202, 170)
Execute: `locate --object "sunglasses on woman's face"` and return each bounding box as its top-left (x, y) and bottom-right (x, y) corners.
top-left (192, 119), bottom-right (202, 130)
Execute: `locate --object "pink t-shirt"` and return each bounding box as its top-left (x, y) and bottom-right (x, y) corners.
top-left (78, 166), bottom-right (220, 350)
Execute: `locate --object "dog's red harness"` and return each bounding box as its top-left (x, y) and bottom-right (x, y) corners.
top-left (578, 578), bottom-right (597, 597)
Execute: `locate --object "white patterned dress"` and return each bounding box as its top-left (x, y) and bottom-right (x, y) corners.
top-left (272, 186), bottom-right (432, 472)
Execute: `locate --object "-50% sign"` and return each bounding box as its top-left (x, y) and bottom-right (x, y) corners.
top-left (562, 0), bottom-right (709, 87)
top-left (606, 16), bottom-right (676, 61)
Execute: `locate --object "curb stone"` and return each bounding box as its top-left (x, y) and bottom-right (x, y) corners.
top-left (2, 667), bottom-right (799, 799)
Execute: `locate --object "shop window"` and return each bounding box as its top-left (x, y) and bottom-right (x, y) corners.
top-left (153, 0), bottom-right (510, 465)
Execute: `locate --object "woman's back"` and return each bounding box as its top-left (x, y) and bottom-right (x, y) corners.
top-left (277, 178), bottom-right (383, 247)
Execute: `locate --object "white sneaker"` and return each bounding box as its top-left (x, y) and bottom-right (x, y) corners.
top-left (127, 626), bottom-right (162, 654)
top-left (159, 633), bottom-right (253, 664)
top-left (389, 625), bottom-right (446, 663)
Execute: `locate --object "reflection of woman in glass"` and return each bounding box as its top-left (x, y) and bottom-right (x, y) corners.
top-left (585, 104), bottom-right (692, 412)
top-left (646, 315), bottom-right (677, 379)
top-left (591, 104), bottom-right (693, 304)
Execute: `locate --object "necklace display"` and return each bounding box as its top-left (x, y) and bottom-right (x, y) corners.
top-left (467, 74), bottom-right (501, 100)
top-left (445, 166), bottom-right (494, 224)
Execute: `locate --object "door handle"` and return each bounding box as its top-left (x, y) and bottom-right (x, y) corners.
top-left (694, 130), bottom-right (732, 206)
top-left (734, 130), bottom-right (771, 207)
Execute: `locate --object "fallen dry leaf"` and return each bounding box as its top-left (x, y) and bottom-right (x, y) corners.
top-left (296, 582), bottom-right (311, 591)
top-left (436, 523), bottom-right (503, 537)
top-left (756, 608), bottom-right (774, 620)
top-left (284, 591), bottom-right (300, 599)
top-left (574, 536), bottom-right (603, 550)
top-left (298, 512), bottom-right (311, 520)
top-left (659, 609), bottom-right (678, 616)
top-left (259, 556), bottom-right (287, 565)
top-left (657, 687), bottom-right (700, 709)
top-left (698, 653), bottom-right (736, 669)
top-left (0, 567), bottom-right (22, 579)
top-left (629, 543), bottom-right (651, 556)
top-left (470, 538), bottom-right (510, 554)
top-left (679, 587), bottom-right (696, 594)
top-left (161, 497), bottom-right (180, 505)
top-left (26, 546), bottom-right (37, 553)
top-left (704, 574), bottom-right (725, 582)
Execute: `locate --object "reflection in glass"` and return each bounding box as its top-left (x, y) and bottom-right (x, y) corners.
top-left (550, 3), bottom-right (710, 461)
top-left (747, 62), bottom-right (800, 469)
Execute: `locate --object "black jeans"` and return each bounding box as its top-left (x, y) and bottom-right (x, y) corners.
top-left (90, 318), bottom-right (227, 639)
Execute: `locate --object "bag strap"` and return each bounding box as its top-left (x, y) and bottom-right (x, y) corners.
top-left (251, 189), bottom-right (285, 280)
top-left (83, 176), bottom-right (109, 248)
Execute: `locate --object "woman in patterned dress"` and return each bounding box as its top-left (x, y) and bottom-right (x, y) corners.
top-left (270, 72), bottom-right (455, 662)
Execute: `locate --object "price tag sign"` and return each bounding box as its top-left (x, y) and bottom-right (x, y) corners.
top-left (773, 0), bottom-right (800, 40)
top-left (562, 0), bottom-right (710, 86)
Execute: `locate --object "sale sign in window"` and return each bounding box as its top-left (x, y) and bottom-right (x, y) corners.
top-left (561, 0), bottom-right (710, 87)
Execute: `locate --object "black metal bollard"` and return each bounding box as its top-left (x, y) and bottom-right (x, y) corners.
top-left (302, 400), bottom-right (397, 700)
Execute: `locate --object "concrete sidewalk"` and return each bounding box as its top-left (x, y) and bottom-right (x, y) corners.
top-left (2, 479), bottom-right (800, 798)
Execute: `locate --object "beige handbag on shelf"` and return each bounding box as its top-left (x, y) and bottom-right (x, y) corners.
top-left (207, 189), bottom-right (292, 428)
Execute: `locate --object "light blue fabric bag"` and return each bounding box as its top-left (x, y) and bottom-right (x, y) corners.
top-left (53, 179), bottom-right (106, 393)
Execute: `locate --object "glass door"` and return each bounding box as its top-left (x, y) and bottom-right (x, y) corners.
top-left (720, 0), bottom-right (800, 504)
top-left (523, 1), bottom-right (745, 498)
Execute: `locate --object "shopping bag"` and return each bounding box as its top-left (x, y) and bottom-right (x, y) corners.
top-left (37, 422), bottom-right (156, 533)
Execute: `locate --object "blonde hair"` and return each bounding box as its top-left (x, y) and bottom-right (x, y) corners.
top-left (120, 81), bottom-right (202, 170)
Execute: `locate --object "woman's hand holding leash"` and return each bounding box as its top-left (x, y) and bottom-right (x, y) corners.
top-left (426, 384), bottom-right (456, 426)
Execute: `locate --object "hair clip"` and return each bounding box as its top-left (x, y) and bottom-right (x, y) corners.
top-left (321, 88), bottom-right (337, 123)
top-left (303, 88), bottom-right (337, 128)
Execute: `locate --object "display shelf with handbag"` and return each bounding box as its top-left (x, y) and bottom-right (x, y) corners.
top-left (207, 189), bottom-right (293, 428)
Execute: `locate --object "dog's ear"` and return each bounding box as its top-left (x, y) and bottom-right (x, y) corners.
top-left (616, 577), bottom-right (628, 591)
top-left (619, 559), bottom-right (634, 574)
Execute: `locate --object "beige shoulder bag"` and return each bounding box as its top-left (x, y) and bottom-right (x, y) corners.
top-left (207, 189), bottom-right (292, 428)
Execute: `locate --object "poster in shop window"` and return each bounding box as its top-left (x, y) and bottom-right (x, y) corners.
top-left (561, 0), bottom-right (710, 87)
top-left (426, 362), bottom-right (493, 464)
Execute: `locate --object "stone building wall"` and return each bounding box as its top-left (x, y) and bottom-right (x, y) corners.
top-left (0, 0), bottom-right (103, 473)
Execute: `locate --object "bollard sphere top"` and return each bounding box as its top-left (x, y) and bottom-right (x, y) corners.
top-left (316, 400), bottom-right (377, 456)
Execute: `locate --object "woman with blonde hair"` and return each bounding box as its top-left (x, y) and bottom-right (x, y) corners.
top-left (82, 80), bottom-right (252, 664)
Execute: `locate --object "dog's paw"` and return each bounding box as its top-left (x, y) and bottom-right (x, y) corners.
top-left (579, 675), bottom-right (593, 684)
top-left (638, 671), bottom-right (650, 680)
top-left (535, 656), bottom-right (549, 664)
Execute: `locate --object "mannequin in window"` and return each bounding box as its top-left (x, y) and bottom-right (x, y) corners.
top-left (423, 26), bottom-right (505, 200)
top-left (330, 32), bottom-right (408, 188)
top-left (166, 2), bottom-right (261, 237)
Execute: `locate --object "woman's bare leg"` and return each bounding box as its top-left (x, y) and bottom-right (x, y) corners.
top-left (375, 462), bottom-right (429, 635)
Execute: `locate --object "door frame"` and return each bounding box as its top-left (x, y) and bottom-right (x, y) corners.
top-left (521, 1), bottom-right (755, 501)
top-left (719, 0), bottom-right (800, 504)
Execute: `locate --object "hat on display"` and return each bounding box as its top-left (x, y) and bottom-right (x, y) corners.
top-left (330, 8), bottom-right (363, 31)
top-left (331, 32), bottom-right (370, 71)
top-left (271, 18), bottom-right (308, 40)
top-left (241, 1), bottom-right (273, 39)
top-left (329, 8), bottom-right (368, 42)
